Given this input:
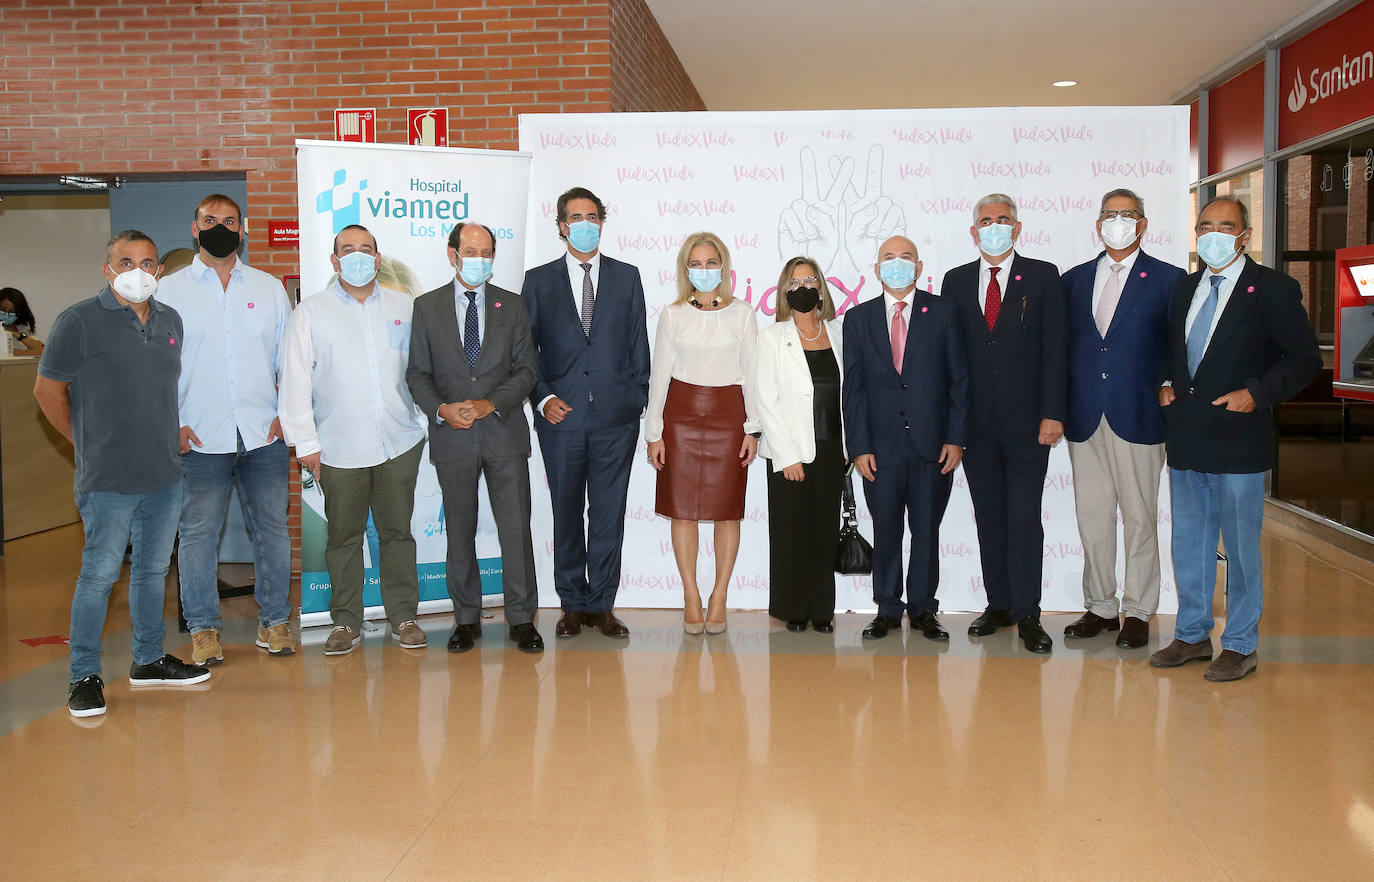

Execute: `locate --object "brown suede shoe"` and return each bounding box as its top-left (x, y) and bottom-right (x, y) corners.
top-left (1063, 611), bottom-right (1120, 638)
top-left (1148, 638), bottom-right (1213, 667)
top-left (556, 611), bottom-right (585, 639)
top-left (1115, 617), bottom-right (1149, 649)
top-left (1204, 650), bottom-right (1257, 682)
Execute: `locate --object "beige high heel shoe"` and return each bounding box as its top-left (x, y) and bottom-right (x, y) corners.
top-left (684, 604), bottom-right (705, 635)
top-left (704, 600), bottom-right (727, 634)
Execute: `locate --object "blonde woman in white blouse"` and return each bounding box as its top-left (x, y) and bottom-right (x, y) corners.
top-left (646, 232), bottom-right (760, 634)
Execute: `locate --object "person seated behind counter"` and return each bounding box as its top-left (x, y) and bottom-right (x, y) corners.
top-left (1, 287), bottom-right (45, 356)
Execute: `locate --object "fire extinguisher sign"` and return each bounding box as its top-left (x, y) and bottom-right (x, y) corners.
top-left (407, 108), bottom-right (449, 147)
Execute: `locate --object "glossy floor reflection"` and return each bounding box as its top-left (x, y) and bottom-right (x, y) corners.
top-left (1, 521), bottom-right (1373, 879)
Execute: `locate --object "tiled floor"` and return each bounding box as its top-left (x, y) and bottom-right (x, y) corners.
top-left (1, 520), bottom-right (1373, 879)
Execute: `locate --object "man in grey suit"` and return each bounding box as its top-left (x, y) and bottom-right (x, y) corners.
top-left (407, 222), bottom-right (543, 654)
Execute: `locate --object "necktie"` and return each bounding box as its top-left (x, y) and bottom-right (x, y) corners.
top-left (580, 262), bottom-right (594, 337)
top-left (1186, 274), bottom-right (1224, 378)
top-left (464, 291), bottom-right (480, 367)
top-left (891, 300), bottom-right (907, 373)
top-left (1095, 262), bottom-right (1124, 337)
top-left (985, 266), bottom-right (1002, 330)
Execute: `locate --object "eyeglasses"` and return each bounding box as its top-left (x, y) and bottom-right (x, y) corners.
top-left (787, 276), bottom-right (820, 290)
top-left (1099, 209), bottom-right (1142, 221)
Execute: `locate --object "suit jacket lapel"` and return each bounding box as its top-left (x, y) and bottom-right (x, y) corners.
top-left (1103, 254), bottom-right (1145, 340)
top-left (475, 291), bottom-right (503, 370)
top-left (992, 263), bottom-right (1018, 336)
top-left (556, 259), bottom-right (586, 339)
top-left (1196, 258), bottom-right (1255, 375)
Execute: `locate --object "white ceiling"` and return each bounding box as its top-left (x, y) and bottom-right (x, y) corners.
top-left (645, 0), bottom-right (1328, 111)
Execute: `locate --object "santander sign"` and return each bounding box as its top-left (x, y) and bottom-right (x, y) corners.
top-left (1278, 1), bottom-right (1374, 149)
top-left (1286, 50), bottom-right (1374, 112)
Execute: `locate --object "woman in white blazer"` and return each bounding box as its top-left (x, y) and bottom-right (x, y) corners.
top-left (753, 256), bottom-right (845, 632)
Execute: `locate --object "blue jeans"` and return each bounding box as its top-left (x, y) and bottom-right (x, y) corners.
top-left (70, 482), bottom-right (184, 681)
top-left (1169, 468), bottom-right (1266, 655)
top-left (177, 435), bottom-right (291, 631)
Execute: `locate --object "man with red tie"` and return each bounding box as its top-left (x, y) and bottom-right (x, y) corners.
top-left (942, 194), bottom-right (1067, 653)
top-left (842, 235), bottom-right (969, 641)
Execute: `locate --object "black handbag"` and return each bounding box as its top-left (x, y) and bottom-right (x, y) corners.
top-left (834, 465), bottom-right (873, 575)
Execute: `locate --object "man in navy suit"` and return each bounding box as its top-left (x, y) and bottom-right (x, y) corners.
top-left (943, 193), bottom-right (1067, 653)
top-left (844, 235), bottom-right (969, 641)
top-left (1061, 189), bottom-right (1185, 650)
top-left (521, 187), bottom-right (650, 639)
top-left (1149, 195), bottom-right (1319, 681)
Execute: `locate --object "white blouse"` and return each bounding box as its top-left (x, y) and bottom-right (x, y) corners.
top-left (645, 299), bottom-right (761, 443)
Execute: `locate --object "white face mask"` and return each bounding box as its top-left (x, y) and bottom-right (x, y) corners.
top-left (1100, 215), bottom-right (1140, 251)
top-left (110, 267), bottom-right (158, 303)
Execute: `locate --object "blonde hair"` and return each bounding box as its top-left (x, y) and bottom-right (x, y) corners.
top-left (673, 232), bottom-right (733, 306)
top-left (773, 256), bottom-right (836, 322)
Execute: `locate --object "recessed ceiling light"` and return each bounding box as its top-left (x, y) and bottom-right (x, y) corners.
top-left (1052, 80), bottom-right (1078, 88)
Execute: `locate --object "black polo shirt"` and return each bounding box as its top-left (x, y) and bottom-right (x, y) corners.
top-left (38, 287), bottom-right (183, 495)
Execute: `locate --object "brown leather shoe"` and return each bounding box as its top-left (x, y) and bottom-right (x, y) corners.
top-left (586, 610), bottom-right (630, 638)
top-left (555, 611), bottom-right (585, 639)
top-left (1115, 617), bottom-right (1149, 649)
top-left (1148, 638), bottom-right (1212, 667)
top-left (1204, 649), bottom-right (1257, 682)
top-left (1063, 611), bottom-right (1120, 638)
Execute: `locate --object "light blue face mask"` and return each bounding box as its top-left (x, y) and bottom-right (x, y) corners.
top-left (687, 267), bottom-right (722, 294)
top-left (1197, 231), bottom-right (1242, 270)
top-left (458, 256), bottom-right (493, 288)
top-left (0, 311), bottom-right (16, 326)
top-left (338, 251), bottom-right (377, 287)
top-left (879, 257), bottom-right (917, 290)
top-left (977, 223), bottom-right (1015, 256)
top-left (567, 219), bottom-right (601, 253)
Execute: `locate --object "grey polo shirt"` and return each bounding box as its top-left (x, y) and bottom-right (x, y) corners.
top-left (38, 287), bottom-right (184, 495)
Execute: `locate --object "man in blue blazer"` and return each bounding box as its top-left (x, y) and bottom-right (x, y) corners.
top-left (943, 194), bottom-right (1067, 653)
top-left (521, 187), bottom-right (650, 639)
top-left (1149, 195), bottom-right (1319, 681)
top-left (843, 235), bottom-right (969, 641)
top-left (1060, 189), bottom-right (1185, 650)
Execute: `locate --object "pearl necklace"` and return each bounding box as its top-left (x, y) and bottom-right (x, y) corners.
top-left (796, 319), bottom-right (824, 343)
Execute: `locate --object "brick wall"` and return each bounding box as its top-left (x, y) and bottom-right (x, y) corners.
top-left (1, 0), bottom-right (702, 574)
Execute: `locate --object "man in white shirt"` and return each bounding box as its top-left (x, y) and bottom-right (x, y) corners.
top-left (278, 225), bottom-right (429, 655)
top-left (156, 194), bottom-right (294, 665)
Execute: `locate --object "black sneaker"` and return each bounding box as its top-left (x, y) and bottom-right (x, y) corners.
top-left (129, 654), bottom-right (211, 686)
top-left (68, 675), bottom-right (106, 717)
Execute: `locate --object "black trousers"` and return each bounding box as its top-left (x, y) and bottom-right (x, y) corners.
top-left (766, 438), bottom-right (845, 622)
top-left (861, 434), bottom-right (954, 619)
top-left (962, 430), bottom-right (1051, 620)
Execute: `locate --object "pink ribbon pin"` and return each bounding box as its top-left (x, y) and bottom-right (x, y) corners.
top-left (1140, 271), bottom-right (1148, 278)
top-left (1247, 286), bottom-right (1255, 293)
top-left (394, 319), bottom-right (401, 325)
top-left (921, 306), bottom-right (928, 313)
top-left (1014, 275), bottom-right (1022, 282)
top-left (494, 301), bottom-right (502, 308)
top-left (247, 302), bottom-right (255, 309)
top-left (169, 337), bottom-right (176, 345)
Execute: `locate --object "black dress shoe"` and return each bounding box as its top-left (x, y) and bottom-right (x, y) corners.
top-left (1017, 616), bottom-right (1052, 654)
top-left (911, 610), bottom-right (950, 641)
top-left (555, 611), bottom-right (584, 639)
top-left (586, 610), bottom-right (630, 638)
top-left (1115, 616), bottom-right (1149, 649)
top-left (785, 620), bottom-right (807, 632)
top-left (968, 607), bottom-right (1015, 637)
top-left (1063, 611), bottom-right (1121, 638)
top-left (509, 622), bottom-right (544, 653)
top-left (447, 623), bottom-right (480, 653)
top-left (812, 619), bottom-right (834, 633)
top-left (862, 615), bottom-right (901, 640)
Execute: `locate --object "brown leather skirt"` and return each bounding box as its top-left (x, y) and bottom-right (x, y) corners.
top-left (656, 379), bottom-right (747, 521)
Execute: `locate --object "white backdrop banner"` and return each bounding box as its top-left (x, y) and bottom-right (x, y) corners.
top-left (514, 107), bottom-right (1191, 615)
top-left (295, 139), bottom-right (531, 626)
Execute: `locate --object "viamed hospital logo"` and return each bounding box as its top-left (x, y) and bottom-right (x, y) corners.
top-left (316, 169), bottom-right (368, 234)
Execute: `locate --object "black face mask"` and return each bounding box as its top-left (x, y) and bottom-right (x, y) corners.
top-left (786, 286), bottom-right (821, 314)
top-left (197, 224), bottom-right (241, 259)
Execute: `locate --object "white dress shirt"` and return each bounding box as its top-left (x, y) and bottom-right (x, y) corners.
top-left (1184, 255), bottom-right (1247, 358)
top-left (978, 251), bottom-right (1017, 313)
top-left (564, 250), bottom-right (601, 313)
top-left (1091, 248), bottom-right (1141, 317)
top-left (278, 281), bottom-right (426, 469)
top-left (882, 288), bottom-right (915, 326)
top-left (645, 300), bottom-right (761, 442)
top-left (155, 254), bottom-right (290, 453)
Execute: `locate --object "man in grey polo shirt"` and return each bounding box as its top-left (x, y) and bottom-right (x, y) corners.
top-left (34, 230), bottom-right (211, 719)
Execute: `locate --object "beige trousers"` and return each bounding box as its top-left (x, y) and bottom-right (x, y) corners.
top-left (1067, 417), bottom-right (1165, 621)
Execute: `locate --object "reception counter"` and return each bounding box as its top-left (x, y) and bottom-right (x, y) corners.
top-left (1, 356), bottom-right (78, 544)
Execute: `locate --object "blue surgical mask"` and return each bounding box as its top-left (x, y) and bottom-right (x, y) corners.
top-left (458, 256), bottom-right (493, 288)
top-left (977, 223), bottom-right (1015, 256)
top-left (687, 267), bottom-right (722, 294)
top-left (0, 311), bottom-right (15, 326)
top-left (1197, 231), bottom-right (1242, 270)
top-left (879, 257), bottom-right (917, 290)
top-left (566, 219), bottom-right (601, 253)
top-left (338, 251), bottom-right (377, 287)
